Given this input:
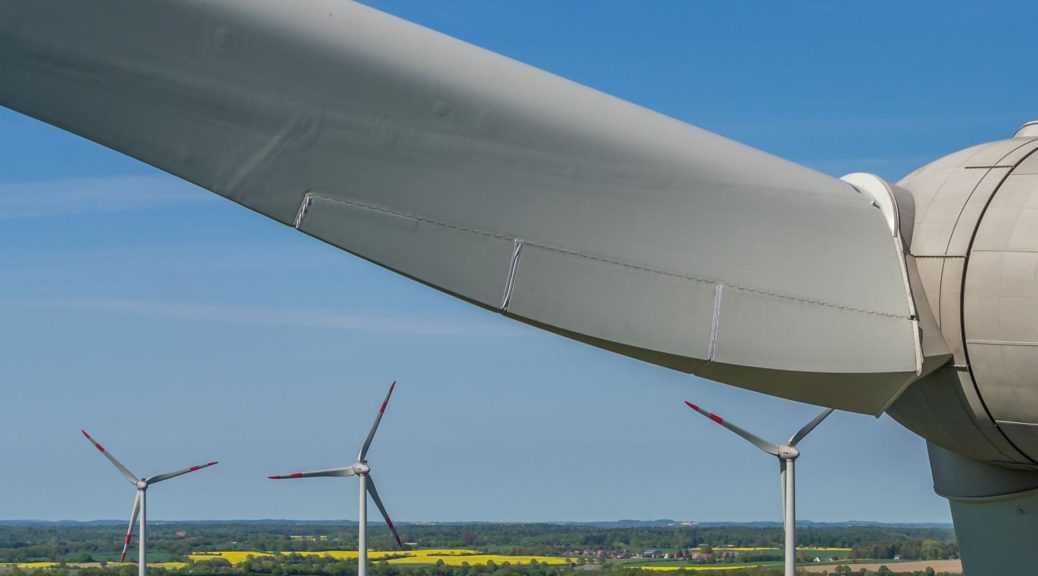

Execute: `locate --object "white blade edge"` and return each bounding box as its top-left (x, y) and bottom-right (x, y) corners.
top-left (359, 381), bottom-right (396, 461)
top-left (120, 491), bottom-right (141, 563)
top-left (365, 475), bottom-right (403, 548)
top-left (81, 430), bottom-right (137, 484)
top-left (267, 467), bottom-right (356, 480)
top-left (684, 401), bottom-right (780, 456)
top-left (787, 408), bottom-right (835, 447)
top-left (1, 1), bottom-right (925, 414)
top-left (146, 461), bottom-right (218, 485)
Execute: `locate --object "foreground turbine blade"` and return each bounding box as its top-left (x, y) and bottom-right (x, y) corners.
top-left (684, 401), bottom-right (780, 456)
top-left (359, 381), bottom-right (396, 461)
top-left (268, 467), bottom-right (357, 479)
top-left (120, 491), bottom-right (141, 563)
top-left (146, 461), bottom-right (218, 485)
top-left (787, 408), bottom-right (835, 447)
top-left (81, 430), bottom-right (137, 484)
top-left (365, 475), bottom-right (403, 548)
top-left (0, 0), bottom-right (927, 415)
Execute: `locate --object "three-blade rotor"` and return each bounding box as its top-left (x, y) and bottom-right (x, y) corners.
top-left (267, 381), bottom-right (402, 547)
top-left (81, 429), bottom-right (218, 562)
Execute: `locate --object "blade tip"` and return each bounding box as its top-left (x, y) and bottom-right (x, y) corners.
top-left (683, 401), bottom-right (699, 411)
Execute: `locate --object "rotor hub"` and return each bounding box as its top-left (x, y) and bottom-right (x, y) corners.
top-left (353, 461), bottom-right (370, 475)
top-left (778, 445), bottom-right (800, 460)
top-left (136, 480), bottom-right (148, 490)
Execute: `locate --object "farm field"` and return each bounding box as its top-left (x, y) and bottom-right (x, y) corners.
top-left (188, 549), bottom-right (575, 566)
top-left (800, 559), bottom-right (963, 573)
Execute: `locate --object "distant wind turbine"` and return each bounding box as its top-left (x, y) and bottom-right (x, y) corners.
top-left (80, 430), bottom-right (218, 576)
top-left (268, 381), bottom-right (403, 576)
top-left (683, 402), bottom-right (833, 576)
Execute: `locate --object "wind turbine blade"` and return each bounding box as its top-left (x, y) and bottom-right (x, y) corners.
top-left (120, 492), bottom-right (141, 563)
top-left (365, 475), bottom-right (403, 548)
top-left (268, 467), bottom-right (356, 479)
top-left (359, 381), bottom-right (396, 461)
top-left (787, 408), bottom-right (835, 447)
top-left (0, 0), bottom-right (926, 416)
top-left (779, 459), bottom-right (787, 520)
top-left (81, 430), bottom-right (137, 484)
top-left (684, 401), bottom-right (779, 456)
top-left (145, 461), bottom-right (218, 485)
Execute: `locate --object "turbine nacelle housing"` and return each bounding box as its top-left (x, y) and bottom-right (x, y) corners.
top-left (777, 445), bottom-right (800, 461)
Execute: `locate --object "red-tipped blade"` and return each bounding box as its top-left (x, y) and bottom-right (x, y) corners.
top-left (683, 400), bottom-right (780, 456)
top-left (120, 491), bottom-right (141, 562)
top-left (359, 381), bottom-right (396, 461)
top-left (81, 429), bottom-right (138, 484)
top-left (268, 467), bottom-right (356, 479)
top-left (145, 461), bottom-right (218, 485)
top-left (366, 475), bottom-right (403, 548)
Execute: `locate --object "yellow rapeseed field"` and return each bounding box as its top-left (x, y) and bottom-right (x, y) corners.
top-left (387, 555), bottom-right (572, 566)
top-left (187, 550), bottom-right (568, 567)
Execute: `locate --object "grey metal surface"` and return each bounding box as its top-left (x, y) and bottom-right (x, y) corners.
top-left (891, 136), bottom-right (1038, 466)
top-left (965, 144), bottom-right (1038, 460)
top-left (928, 443), bottom-right (1038, 575)
top-left (0, 0), bottom-right (921, 415)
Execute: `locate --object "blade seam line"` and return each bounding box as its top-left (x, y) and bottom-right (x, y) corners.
top-left (306, 193), bottom-right (913, 320)
top-left (501, 239), bottom-right (524, 311)
top-left (293, 192), bottom-right (314, 229)
top-left (707, 283), bottom-right (724, 361)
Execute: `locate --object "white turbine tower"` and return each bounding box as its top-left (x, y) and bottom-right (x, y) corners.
top-left (80, 430), bottom-right (218, 576)
top-left (683, 402), bottom-right (833, 576)
top-left (268, 381), bottom-right (403, 576)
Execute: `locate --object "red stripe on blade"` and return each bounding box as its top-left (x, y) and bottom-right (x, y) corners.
top-left (708, 413), bottom-right (724, 424)
top-left (290, 472), bottom-right (303, 478)
top-left (684, 401), bottom-right (700, 412)
top-left (380, 381), bottom-right (396, 413)
top-left (124, 534), bottom-right (132, 544)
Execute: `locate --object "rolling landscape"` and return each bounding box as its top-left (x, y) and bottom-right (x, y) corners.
top-left (0, 522), bottom-right (961, 576)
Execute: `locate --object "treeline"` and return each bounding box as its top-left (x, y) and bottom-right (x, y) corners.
top-left (0, 523), bottom-right (956, 563)
top-left (850, 539), bottom-right (958, 561)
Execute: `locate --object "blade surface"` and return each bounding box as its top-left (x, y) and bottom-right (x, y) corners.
top-left (684, 401), bottom-right (779, 456)
top-left (359, 381), bottom-right (396, 461)
top-left (365, 475), bottom-right (403, 548)
top-left (120, 491), bottom-right (141, 563)
top-left (81, 430), bottom-right (137, 484)
top-left (787, 408), bottom-right (835, 447)
top-left (146, 461), bottom-right (218, 485)
top-left (268, 467), bottom-right (356, 479)
top-left (1, 1), bottom-right (924, 414)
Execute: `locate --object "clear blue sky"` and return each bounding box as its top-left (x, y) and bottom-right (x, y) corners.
top-left (2, 0), bottom-right (1036, 524)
